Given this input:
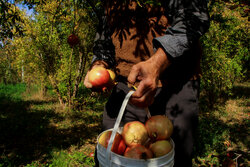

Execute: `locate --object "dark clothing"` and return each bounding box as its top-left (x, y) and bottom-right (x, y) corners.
top-left (92, 0), bottom-right (210, 71)
top-left (91, 1), bottom-right (209, 166)
top-left (102, 80), bottom-right (200, 167)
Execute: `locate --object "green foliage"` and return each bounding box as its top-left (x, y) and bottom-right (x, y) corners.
top-left (2, 0), bottom-right (98, 107)
top-left (24, 150), bottom-right (95, 167)
top-left (0, 0), bottom-right (24, 41)
top-left (135, 0), bottom-right (161, 7)
top-left (0, 83), bottom-right (26, 101)
top-left (0, 0), bottom-right (248, 109)
top-left (200, 0), bottom-right (249, 107)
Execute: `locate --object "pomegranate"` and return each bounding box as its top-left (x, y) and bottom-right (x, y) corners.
top-left (124, 145), bottom-right (153, 159)
top-left (115, 138), bottom-right (127, 155)
top-left (88, 67), bottom-right (110, 89)
top-left (89, 152), bottom-right (94, 158)
top-left (67, 34), bottom-right (80, 46)
top-left (107, 69), bottom-right (116, 83)
top-left (145, 115), bottom-right (173, 141)
top-left (105, 69), bottom-right (116, 90)
top-left (122, 121), bottom-right (149, 147)
top-left (149, 140), bottom-right (172, 158)
top-left (98, 130), bottom-right (127, 155)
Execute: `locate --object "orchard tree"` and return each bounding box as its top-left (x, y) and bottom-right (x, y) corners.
top-left (200, 0), bottom-right (249, 107)
top-left (13, 0), bottom-right (98, 107)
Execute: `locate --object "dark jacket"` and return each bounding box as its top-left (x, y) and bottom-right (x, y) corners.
top-left (92, 0), bottom-right (210, 85)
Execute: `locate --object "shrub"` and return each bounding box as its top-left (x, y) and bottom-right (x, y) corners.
top-left (200, 0), bottom-right (249, 107)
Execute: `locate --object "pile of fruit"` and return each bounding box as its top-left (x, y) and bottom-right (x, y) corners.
top-left (98, 115), bottom-right (174, 159)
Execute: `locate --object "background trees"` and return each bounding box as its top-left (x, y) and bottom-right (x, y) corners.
top-left (200, 0), bottom-right (249, 107)
top-left (0, 0), bottom-right (249, 108)
top-left (1, 0), bottom-right (101, 108)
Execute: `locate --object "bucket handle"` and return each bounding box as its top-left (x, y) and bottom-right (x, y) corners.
top-left (106, 90), bottom-right (135, 167)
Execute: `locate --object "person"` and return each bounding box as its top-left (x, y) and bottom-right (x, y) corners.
top-left (84, 0), bottom-right (210, 166)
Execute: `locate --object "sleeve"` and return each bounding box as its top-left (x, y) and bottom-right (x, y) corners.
top-left (153, 0), bottom-right (210, 58)
top-left (91, 13), bottom-right (116, 68)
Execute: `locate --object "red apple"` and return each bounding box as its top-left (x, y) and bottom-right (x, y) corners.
top-left (67, 34), bottom-right (80, 46)
top-left (98, 130), bottom-right (127, 155)
top-left (88, 67), bottom-right (110, 89)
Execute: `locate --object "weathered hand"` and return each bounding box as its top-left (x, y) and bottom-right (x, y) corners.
top-left (127, 47), bottom-right (170, 108)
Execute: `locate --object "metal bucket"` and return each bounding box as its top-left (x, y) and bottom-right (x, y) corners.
top-left (96, 91), bottom-right (175, 167)
top-left (97, 129), bottom-right (175, 167)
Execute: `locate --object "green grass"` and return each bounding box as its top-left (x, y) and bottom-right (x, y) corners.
top-left (0, 83), bottom-right (102, 167)
top-left (0, 83), bottom-right (26, 101)
top-left (193, 81), bottom-right (250, 166)
top-left (0, 82), bottom-right (249, 166)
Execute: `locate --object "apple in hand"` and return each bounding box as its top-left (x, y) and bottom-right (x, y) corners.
top-left (88, 67), bottom-right (116, 91)
top-left (88, 66), bottom-right (110, 89)
top-left (107, 69), bottom-right (116, 88)
top-left (107, 69), bottom-right (116, 83)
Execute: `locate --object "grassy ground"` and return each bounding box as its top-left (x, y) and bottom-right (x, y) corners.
top-left (0, 82), bottom-right (249, 167)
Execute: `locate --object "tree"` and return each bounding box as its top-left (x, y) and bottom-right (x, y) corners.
top-left (11, 0), bottom-right (98, 108)
top-left (200, 0), bottom-right (249, 107)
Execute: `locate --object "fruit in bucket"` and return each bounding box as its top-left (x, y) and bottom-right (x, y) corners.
top-left (122, 121), bottom-right (149, 147)
top-left (67, 34), bottom-right (80, 46)
top-left (124, 145), bottom-right (153, 159)
top-left (149, 140), bottom-right (172, 158)
top-left (145, 115), bottom-right (173, 141)
top-left (98, 130), bottom-right (126, 155)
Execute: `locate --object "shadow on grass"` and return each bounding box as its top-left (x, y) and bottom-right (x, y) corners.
top-left (194, 82), bottom-right (249, 166)
top-left (0, 92), bottom-right (103, 166)
top-left (230, 82), bottom-right (250, 99)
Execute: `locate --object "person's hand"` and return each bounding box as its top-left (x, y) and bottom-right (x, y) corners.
top-left (127, 47), bottom-right (171, 108)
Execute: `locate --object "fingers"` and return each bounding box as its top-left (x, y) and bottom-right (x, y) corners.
top-left (132, 80), bottom-right (150, 98)
top-left (127, 65), bottom-right (140, 85)
top-left (129, 89), bottom-right (156, 108)
top-left (83, 71), bottom-right (92, 88)
top-left (129, 79), bottom-right (156, 108)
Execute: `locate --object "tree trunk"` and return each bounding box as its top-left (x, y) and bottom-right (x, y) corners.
top-left (72, 47), bottom-right (88, 99)
top-left (49, 76), bottom-right (65, 106)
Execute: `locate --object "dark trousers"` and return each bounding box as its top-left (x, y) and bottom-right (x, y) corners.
top-left (97, 80), bottom-right (200, 167)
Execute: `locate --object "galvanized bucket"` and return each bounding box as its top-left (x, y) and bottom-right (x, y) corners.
top-left (96, 91), bottom-right (175, 167)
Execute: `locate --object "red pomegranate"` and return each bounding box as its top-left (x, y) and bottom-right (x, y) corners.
top-left (67, 34), bottom-right (80, 46)
top-left (98, 130), bottom-right (127, 155)
top-left (122, 121), bottom-right (149, 147)
top-left (145, 115), bottom-right (173, 141)
top-left (88, 66), bottom-right (110, 89)
top-left (124, 145), bottom-right (153, 159)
